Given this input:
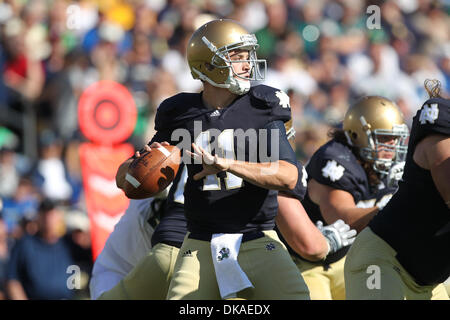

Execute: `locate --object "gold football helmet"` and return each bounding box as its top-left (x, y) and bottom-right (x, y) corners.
top-left (343, 96), bottom-right (409, 175)
top-left (186, 19), bottom-right (266, 95)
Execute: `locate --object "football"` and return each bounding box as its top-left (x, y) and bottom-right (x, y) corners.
top-left (123, 145), bottom-right (181, 199)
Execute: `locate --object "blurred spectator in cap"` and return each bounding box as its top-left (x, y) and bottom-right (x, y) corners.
top-left (31, 130), bottom-right (73, 204)
top-left (6, 198), bottom-right (75, 300)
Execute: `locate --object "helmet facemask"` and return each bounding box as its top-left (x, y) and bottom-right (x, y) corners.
top-left (356, 116), bottom-right (409, 175)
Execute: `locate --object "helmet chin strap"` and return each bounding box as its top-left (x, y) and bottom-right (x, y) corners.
top-left (225, 74), bottom-right (250, 95)
top-left (192, 67), bottom-right (250, 95)
top-left (191, 68), bottom-right (229, 89)
top-left (373, 158), bottom-right (393, 175)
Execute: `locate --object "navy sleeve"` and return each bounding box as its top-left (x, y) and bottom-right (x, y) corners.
top-left (148, 129), bottom-right (176, 145)
top-left (153, 95), bottom-right (181, 131)
top-left (150, 97), bottom-right (182, 145)
top-left (127, 129), bottom-right (175, 161)
top-left (280, 161), bottom-right (308, 200)
top-left (141, 96), bottom-right (191, 153)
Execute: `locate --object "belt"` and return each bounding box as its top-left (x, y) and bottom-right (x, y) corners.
top-left (188, 230), bottom-right (265, 243)
top-left (160, 240), bottom-right (183, 248)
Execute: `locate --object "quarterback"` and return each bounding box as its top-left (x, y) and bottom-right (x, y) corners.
top-left (112, 19), bottom-right (357, 300)
top-left (152, 19), bottom-right (311, 300)
top-left (344, 80), bottom-right (450, 300)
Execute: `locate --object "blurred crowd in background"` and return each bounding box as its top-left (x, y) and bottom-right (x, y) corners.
top-left (0, 0), bottom-right (448, 299)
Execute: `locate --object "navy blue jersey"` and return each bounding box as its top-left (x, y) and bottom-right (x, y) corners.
top-left (150, 85), bottom-right (293, 234)
top-left (150, 164), bottom-right (188, 248)
top-left (369, 98), bottom-right (450, 285)
top-left (297, 139), bottom-right (397, 264)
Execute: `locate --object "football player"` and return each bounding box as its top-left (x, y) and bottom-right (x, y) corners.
top-left (344, 80), bottom-right (450, 300)
top-left (89, 198), bottom-right (155, 299)
top-left (292, 96), bottom-right (410, 300)
top-left (114, 19), bottom-right (342, 300)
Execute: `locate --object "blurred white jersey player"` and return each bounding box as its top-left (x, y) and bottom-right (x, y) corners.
top-left (89, 198), bottom-right (155, 299)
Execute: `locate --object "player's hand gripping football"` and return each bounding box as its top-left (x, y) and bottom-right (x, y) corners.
top-left (316, 219), bottom-right (357, 255)
top-left (135, 141), bottom-right (171, 157)
top-left (138, 142), bottom-right (172, 199)
top-left (186, 143), bottom-right (232, 181)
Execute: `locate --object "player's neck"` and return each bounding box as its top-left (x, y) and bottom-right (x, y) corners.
top-left (202, 84), bottom-right (239, 110)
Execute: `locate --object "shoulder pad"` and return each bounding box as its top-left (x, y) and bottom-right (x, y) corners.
top-left (317, 140), bottom-right (360, 171)
top-left (155, 93), bottom-right (204, 131)
top-left (307, 140), bottom-right (367, 193)
top-left (414, 98), bottom-right (450, 140)
top-left (249, 85), bottom-right (291, 123)
top-left (250, 85), bottom-right (290, 108)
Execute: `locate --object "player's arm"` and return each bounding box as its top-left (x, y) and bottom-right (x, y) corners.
top-left (413, 134), bottom-right (450, 208)
top-left (307, 179), bottom-right (379, 232)
top-left (188, 120), bottom-right (298, 192)
top-left (276, 194), bottom-right (329, 261)
top-left (189, 144), bottom-right (298, 191)
top-left (224, 158), bottom-right (298, 191)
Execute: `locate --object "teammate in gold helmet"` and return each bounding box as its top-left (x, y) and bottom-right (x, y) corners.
top-left (289, 96), bottom-right (409, 300)
top-left (343, 96), bottom-right (409, 176)
top-left (345, 81), bottom-right (450, 300)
